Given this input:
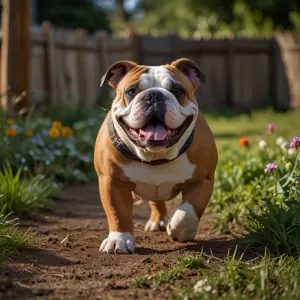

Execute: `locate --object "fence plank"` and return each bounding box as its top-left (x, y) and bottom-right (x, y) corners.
top-left (42, 22), bottom-right (57, 107)
top-left (76, 29), bottom-right (88, 104)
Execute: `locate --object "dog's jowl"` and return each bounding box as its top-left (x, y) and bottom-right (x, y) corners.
top-left (94, 58), bottom-right (218, 254)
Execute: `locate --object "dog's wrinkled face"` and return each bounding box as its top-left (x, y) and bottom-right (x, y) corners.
top-left (101, 58), bottom-right (205, 162)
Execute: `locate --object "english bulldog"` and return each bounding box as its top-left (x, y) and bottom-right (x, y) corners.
top-left (94, 58), bottom-right (218, 254)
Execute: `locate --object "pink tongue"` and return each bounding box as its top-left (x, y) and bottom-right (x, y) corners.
top-left (140, 122), bottom-right (168, 141)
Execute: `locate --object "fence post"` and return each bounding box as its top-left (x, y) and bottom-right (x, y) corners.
top-left (170, 34), bottom-right (182, 60)
top-left (0, 0), bottom-right (31, 115)
top-left (132, 33), bottom-right (143, 64)
top-left (42, 21), bottom-right (57, 107)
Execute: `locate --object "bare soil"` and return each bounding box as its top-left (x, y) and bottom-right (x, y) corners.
top-left (1, 183), bottom-right (243, 300)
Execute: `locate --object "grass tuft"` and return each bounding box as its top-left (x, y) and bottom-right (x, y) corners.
top-left (176, 253), bottom-right (205, 269)
top-left (240, 199), bottom-right (300, 256)
top-left (154, 266), bottom-right (184, 286)
top-left (0, 205), bottom-right (32, 263)
top-left (132, 277), bottom-right (150, 288)
top-left (0, 162), bottom-right (59, 215)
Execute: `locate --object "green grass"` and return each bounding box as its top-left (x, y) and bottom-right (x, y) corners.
top-left (177, 253), bottom-right (205, 269)
top-left (0, 163), bottom-right (59, 215)
top-left (206, 108), bottom-right (299, 149)
top-left (174, 252), bottom-right (300, 300)
top-left (134, 251), bottom-right (300, 299)
top-left (0, 206), bottom-right (32, 263)
top-left (132, 277), bottom-right (150, 288)
top-left (133, 254), bottom-right (204, 289)
top-left (154, 266), bottom-right (184, 286)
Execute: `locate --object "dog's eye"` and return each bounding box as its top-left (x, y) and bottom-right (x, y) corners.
top-left (171, 88), bottom-right (185, 97)
top-left (127, 88), bottom-right (138, 97)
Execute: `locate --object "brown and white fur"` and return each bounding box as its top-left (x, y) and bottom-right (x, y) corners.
top-left (94, 58), bottom-right (218, 254)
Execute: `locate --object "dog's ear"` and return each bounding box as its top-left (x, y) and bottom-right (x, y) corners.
top-left (100, 60), bottom-right (137, 88)
top-left (171, 58), bottom-right (205, 87)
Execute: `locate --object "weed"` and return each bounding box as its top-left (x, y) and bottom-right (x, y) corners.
top-left (177, 253), bottom-right (205, 269)
top-left (132, 277), bottom-right (150, 288)
top-left (154, 266), bottom-right (184, 286)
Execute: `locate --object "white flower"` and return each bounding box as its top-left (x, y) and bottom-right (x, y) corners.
top-left (203, 285), bottom-right (212, 292)
top-left (276, 136), bottom-right (286, 146)
top-left (288, 148), bottom-right (296, 155)
top-left (280, 141), bottom-right (288, 151)
top-left (258, 140), bottom-right (267, 150)
top-left (193, 278), bottom-right (208, 293)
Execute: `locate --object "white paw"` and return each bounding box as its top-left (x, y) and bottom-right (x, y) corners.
top-left (99, 232), bottom-right (135, 254)
top-left (167, 203), bottom-right (199, 242)
top-left (144, 219), bottom-right (167, 232)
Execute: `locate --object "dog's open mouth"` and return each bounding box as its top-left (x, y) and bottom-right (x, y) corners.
top-left (119, 116), bottom-right (193, 148)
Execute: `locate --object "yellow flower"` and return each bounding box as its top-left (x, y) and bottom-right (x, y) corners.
top-left (61, 126), bottom-right (73, 138)
top-left (24, 130), bottom-right (33, 137)
top-left (7, 119), bottom-right (15, 125)
top-left (5, 127), bottom-right (17, 136)
top-left (52, 121), bottom-right (62, 128)
top-left (285, 162), bottom-right (293, 171)
top-left (49, 127), bottom-right (60, 139)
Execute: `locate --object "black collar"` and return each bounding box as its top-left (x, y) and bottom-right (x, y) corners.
top-left (108, 117), bottom-right (194, 165)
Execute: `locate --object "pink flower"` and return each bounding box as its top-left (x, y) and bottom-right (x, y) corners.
top-left (264, 163), bottom-right (277, 174)
top-left (266, 123), bottom-right (275, 133)
top-left (290, 136), bottom-right (300, 149)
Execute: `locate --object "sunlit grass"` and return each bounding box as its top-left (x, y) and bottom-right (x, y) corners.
top-left (205, 108), bottom-right (299, 149)
top-left (0, 162), bottom-right (59, 215)
top-left (134, 250), bottom-right (300, 299)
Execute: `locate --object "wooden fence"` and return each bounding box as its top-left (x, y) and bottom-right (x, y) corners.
top-left (9, 24), bottom-right (300, 111)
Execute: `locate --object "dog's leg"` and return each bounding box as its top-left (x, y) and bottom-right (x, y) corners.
top-left (145, 201), bottom-right (168, 232)
top-left (98, 176), bottom-right (135, 254)
top-left (167, 178), bottom-right (214, 242)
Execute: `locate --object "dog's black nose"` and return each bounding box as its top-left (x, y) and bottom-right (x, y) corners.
top-left (145, 91), bottom-right (164, 104)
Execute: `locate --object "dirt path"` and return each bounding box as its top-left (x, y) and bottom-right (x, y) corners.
top-left (1, 183), bottom-right (237, 300)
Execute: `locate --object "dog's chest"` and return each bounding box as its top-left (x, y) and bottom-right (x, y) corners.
top-left (121, 154), bottom-right (195, 200)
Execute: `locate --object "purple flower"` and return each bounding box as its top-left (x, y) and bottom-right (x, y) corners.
top-left (264, 163), bottom-right (277, 174)
top-left (290, 136), bottom-right (300, 149)
top-left (266, 123), bottom-right (275, 133)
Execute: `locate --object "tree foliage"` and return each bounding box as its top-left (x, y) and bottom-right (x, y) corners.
top-left (133, 0), bottom-right (300, 37)
top-left (35, 0), bottom-right (300, 36)
top-left (36, 0), bottom-right (110, 33)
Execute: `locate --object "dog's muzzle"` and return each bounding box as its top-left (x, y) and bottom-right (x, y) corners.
top-left (143, 90), bottom-right (167, 124)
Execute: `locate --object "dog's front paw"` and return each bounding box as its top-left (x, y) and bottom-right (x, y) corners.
top-left (99, 232), bottom-right (135, 254)
top-left (145, 218), bottom-right (167, 232)
top-left (167, 203), bottom-right (199, 242)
